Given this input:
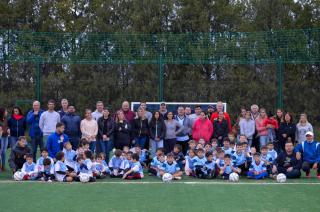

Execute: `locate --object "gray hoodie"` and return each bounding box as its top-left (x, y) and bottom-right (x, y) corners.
top-left (295, 122), bottom-right (313, 144)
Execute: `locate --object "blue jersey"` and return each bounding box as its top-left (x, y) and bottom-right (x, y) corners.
top-left (108, 156), bottom-right (123, 170)
top-left (185, 155), bottom-right (197, 170)
top-left (150, 156), bottom-right (165, 168)
top-left (249, 161), bottom-right (267, 172)
top-left (160, 161), bottom-right (180, 174)
top-left (232, 152), bottom-right (246, 166)
top-left (223, 164), bottom-right (233, 175)
top-left (139, 150), bottom-right (148, 163)
top-left (120, 159), bottom-right (132, 170)
top-left (261, 154), bottom-right (273, 165)
top-left (54, 160), bottom-right (67, 182)
top-left (204, 160), bottom-right (215, 171)
top-left (216, 158), bottom-right (225, 168)
top-left (267, 149), bottom-right (278, 163)
top-left (93, 162), bottom-right (108, 173)
top-left (76, 159), bottom-right (93, 176)
top-left (295, 141), bottom-right (320, 163)
top-left (222, 147), bottom-right (234, 155)
top-left (193, 156), bottom-right (207, 167)
top-left (21, 162), bottom-right (37, 174)
top-left (131, 161), bottom-right (144, 176)
top-left (36, 156), bottom-right (54, 172)
top-left (63, 148), bottom-right (77, 168)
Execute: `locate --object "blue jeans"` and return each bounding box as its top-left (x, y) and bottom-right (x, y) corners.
top-left (0, 137), bottom-right (9, 167)
top-left (31, 136), bottom-right (43, 161)
top-left (98, 139), bottom-right (114, 162)
top-left (150, 139), bottom-right (164, 157)
top-left (135, 136), bottom-right (147, 149)
top-left (9, 136), bottom-right (18, 149)
top-left (89, 141), bottom-right (96, 153)
top-left (69, 137), bottom-right (80, 150)
top-left (259, 136), bottom-right (268, 147)
top-left (43, 135), bottom-right (50, 148)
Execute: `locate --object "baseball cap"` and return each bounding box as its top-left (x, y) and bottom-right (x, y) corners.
top-left (306, 131), bottom-right (314, 137)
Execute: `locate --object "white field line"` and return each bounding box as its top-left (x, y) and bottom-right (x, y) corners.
top-left (0, 180), bottom-right (320, 185)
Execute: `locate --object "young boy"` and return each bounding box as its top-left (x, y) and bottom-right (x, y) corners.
top-left (267, 142), bottom-right (278, 164)
top-left (203, 152), bottom-right (216, 179)
top-left (38, 158), bottom-right (54, 182)
top-left (120, 151), bottom-right (133, 175)
top-left (54, 151), bottom-right (74, 182)
top-left (185, 149), bottom-right (197, 176)
top-left (63, 142), bottom-right (77, 171)
top-left (21, 154), bottom-right (38, 180)
top-left (211, 139), bottom-right (218, 150)
top-left (93, 153), bottom-right (109, 178)
top-left (171, 144), bottom-right (185, 169)
top-left (187, 140), bottom-right (196, 155)
top-left (216, 149), bottom-right (225, 176)
top-left (220, 154), bottom-right (240, 180)
top-left (149, 148), bottom-right (165, 176)
top-left (109, 149), bottom-right (123, 178)
top-left (232, 143), bottom-right (247, 175)
top-left (204, 143), bottom-right (213, 153)
top-left (193, 148), bottom-right (207, 179)
top-left (76, 151), bottom-right (95, 182)
top-left (36, 148), bottom-right (54, 173)
top-left (122, 153), bottom-right (144, 180)
top-left (222, 138), bottom-right (234, 155)
top-left (159, 153), bottom-right (183, 180)
top-left (247, 153), bottom-right (268, 179)
top-left (131, 145), bottom-right (148, 167)
top-left (260, 146), bottom-right (273, 176)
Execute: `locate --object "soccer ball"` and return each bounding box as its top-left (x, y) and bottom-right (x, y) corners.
top-left (276, 173), bottom-right (286, 183)
top-left (229, 172), bottom-right (239, 182)
top-left (79, 173), bottom-right (90, 183)
top-left (13, 171), bottom-right (24, 181)
top-left (162, 173), bottom-right (173, 183)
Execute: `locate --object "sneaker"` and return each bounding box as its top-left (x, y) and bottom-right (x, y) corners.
top-left (174, 176), bottom-right (182, 180)
top-left (306, 173), bottom-right (311, 178)
top-left (47, 180), bottom-right (52, 183)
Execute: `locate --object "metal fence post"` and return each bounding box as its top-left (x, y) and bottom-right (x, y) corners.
top-left (35, 58), bottom-right (42, 102)
top-left (158, 55), bottom-right (164, 102)
top-left (276, 57), bottom-right (284, 109)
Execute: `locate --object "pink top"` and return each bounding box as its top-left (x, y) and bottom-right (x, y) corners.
top-left (192, 118), bottom-right (213, 142)
top-left (255, 117), bottom-right (268, 136)
top-left (80, 119), bottom-right (98, 141)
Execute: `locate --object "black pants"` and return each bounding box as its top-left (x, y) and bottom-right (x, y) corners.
top-left (302, 161), bottom-right (320, 175)
top-left (177, 140), bottom-right (189, 155)
top-left (237, 163), bottom-right (248, 175)
top-left (277, 167), bottom-right (301, 178)
top-left (164, 138), bottom-right (177, 154)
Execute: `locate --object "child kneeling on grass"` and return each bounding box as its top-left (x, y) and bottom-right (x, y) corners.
top-left (38, 158), bottom-right (54, 182)
top-left (219, 154), bottom-right (240, 180)
top-left (159, 153), bottom-right (183, 180)
top-left (247, 153), bottom-right (268, 180)
top-left (20, 154), bottom-right (38, 180)
top-left (122, 153), bottom-right (144, 180)
top-left (54, 151), bottom-right (76, 182)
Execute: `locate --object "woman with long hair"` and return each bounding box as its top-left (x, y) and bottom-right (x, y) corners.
top-left (114, 110), bottom-right (132, 150)
top-left (278, 112), bottom-right (296, 151)
top-left (97, 108), bottom-right (114, 162)
top-left (295, 113), bottom-right (313, 144)
top-left (164, 111), bottom-right (183, 154)
top-left (8, 106), bottom-right (26, 148)
top-left (0, 107), bottom-right (10, 171)
top-left (80, 109), bottom-right (98, 152)
top-left (149, 111), bottom-right (166, 157)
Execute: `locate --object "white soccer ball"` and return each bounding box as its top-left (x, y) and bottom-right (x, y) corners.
top-left (79, 173), bottom-right (90, 183)
top-left (229, 172), bottom-right (239, 182)
top-left (13, 171), bottom-right (24, 181)
top-left (162, 173), bottom-right (173, 183)
top-left (276, 173), bottom-right (286, 183)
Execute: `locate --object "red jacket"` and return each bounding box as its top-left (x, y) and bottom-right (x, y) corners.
top-left (123, 110), bottom-right (135, 123)
top-left (265, 118), bottom-right (279, 130)
top-left (210, 112), bottom-right (232, 132)
top-left (192, 118), bottom-right (213, 143)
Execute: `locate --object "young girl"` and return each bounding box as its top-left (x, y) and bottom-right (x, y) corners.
top-left (185, 149), bottom-right (197, 176)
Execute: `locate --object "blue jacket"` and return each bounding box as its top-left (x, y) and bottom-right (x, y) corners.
top-left (295, 141), bottom-right (320, 163)
top-left (8, 116), bottom-right (26, 137)
top-left (47, 132), bottom-right (69, 158)
top-left (61, 113), bottom-right (81, 138)
top-left (26, 110), bottom-right (44, 138)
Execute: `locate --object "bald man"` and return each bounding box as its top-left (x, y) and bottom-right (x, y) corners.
top-left (27, 101), bottom-right (44, 161)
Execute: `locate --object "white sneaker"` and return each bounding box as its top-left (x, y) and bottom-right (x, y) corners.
top-left (174, 176), bottom-right (182, 180)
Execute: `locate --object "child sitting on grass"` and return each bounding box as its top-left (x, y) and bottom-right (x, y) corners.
top-left (159, 153), bottom-right (183, 180)
top-left (21, 154), bottom-right (38, 180)
top-left (54, 151), bottom-right (75, 182)
top-left (220, 154), bottom-right (240, 180)
top-left (122, 153), bottom-right (144, 180)
top-left (109, 149), bottom-right (123, 178)
top-left (149, 148), bottom-right (165, 176)
top-left (247, 153), bottom-right (268, 179)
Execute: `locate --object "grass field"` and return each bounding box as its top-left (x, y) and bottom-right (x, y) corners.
top-left (0, 169), bottom-right (320, 212)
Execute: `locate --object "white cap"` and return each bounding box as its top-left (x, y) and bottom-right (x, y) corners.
top-left (306, 131), bottom-right (314, 137)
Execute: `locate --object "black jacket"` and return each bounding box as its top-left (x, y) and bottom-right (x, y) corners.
top-left (97, 116), bottom-right (115, 140)
top-left (275, 151), bottom-right (302, 172)
top-left (114, 120), bottom-right (132, 144)
top-left (213, 119), bottom-right (229, 139)
top-left (61, 113), bottom-right (81, 138)
top-left (131, 118), bottom-right (149, 138)
top-left (278, 122), bottom-right (296, 143)
top-left (9, 144), bottom-right (31, 170)
top-left (149, 119), bottom-right (166, 140)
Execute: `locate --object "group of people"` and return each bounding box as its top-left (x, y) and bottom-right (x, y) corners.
top-left (0, 99), bottom-right (319, 182)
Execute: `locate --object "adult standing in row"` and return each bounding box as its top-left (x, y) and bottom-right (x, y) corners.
top-left (140, 101), bottom-right (152, 122)
top-left (0, 108), bottom-right (10, 171)
top-left (39, 100), bottom-right (60, 147)
top-left (149, 111), bottom-right (166, 157)
top-left (80, 109), bottom-right (98, 152)
top-left (92, 101), bottom-right (104, 121)
top-left (212, 111), bottom-right (229, 146)
top-left (192, 111), bottom-right (213, 144)
top-left (132, 107), bottom-right (149, 148)
top-left (27, 101), bottom-right (44, 161)
top-left (61, 105), bottom-right (81, 150)
top-left (175, 106), bottom-right (192, 155)
top-left (255, 108), bottom-right (268, 148)
top-left (121, 101), bottom-right (135, 123)
top-left (97, 108), bottom-right (114, 161)
top-left (114, 110), bottom-right (132, 150)
top-left (8, 106), bottom-right (26, 148)
top-left (210, 101), bottom-right (231, 132)
top-left (189, 105), bottom-right (201, 127)
top-left (58, 98), bottom-right (69, 118)
top-left (296, 113), bottom-right (313, 144)
top-left (278, 112), bottom-right (296, 151)
top-left (159, 102), bottom-right (168, 120)
top-left (164, 112), bottom-right (183, 154)
top-left (239, 111), bottom-right (255, 147)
